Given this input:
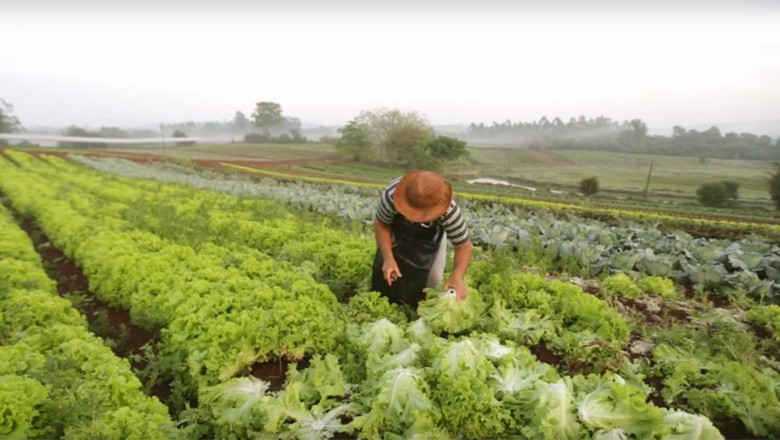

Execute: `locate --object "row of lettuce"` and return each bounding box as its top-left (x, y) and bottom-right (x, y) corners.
top-left (72, 154), bottom-right (780, 304)
top-left (0, 203), bottom-right (179, 438)
top-left (1, 150), bottom-right (778, 438)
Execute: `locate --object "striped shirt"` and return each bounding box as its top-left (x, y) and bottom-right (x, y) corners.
top-left (375, 176), bottom-right (470, 246)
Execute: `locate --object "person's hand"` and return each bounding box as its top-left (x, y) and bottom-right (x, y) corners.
top-left (445, 277), bottom-right (468, 300)
top-left (382, 259), bottom-right (402, 286)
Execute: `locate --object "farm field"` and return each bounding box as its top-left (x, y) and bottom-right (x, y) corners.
top-left (19, 144), bottom-right (780, 239)
top-left (53, 143), bottom-right (776, 205)
top-left (1, 148), bottom-right (780, 439)
top-left (458, 148), bottom-right (772, 202)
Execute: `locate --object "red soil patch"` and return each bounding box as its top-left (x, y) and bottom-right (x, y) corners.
top-left (250, 357), bottom-right (311, 392)
top-left (643, 376), bottom-right (667, 408)
top-left (717, 421), bottom-right (766, 440)
top-left (529, 343), bottom-right (563, 366)
top-left (15, 215), bottom-right (156, 359)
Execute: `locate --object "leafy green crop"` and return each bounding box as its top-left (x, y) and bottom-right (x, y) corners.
top-left (417, 287), bottom-right (486, 334)
top-left (0, 374), bottom-right (49, 439)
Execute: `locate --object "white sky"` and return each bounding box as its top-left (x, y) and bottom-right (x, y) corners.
top-left (1, 0), bottom-right (779, 133)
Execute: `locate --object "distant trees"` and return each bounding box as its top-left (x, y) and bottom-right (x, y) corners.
top-left (58, 126), bottom-right (107, 148)
top-left (666, 126), bottom-right (778, 160)
top-left (57, 125), bottom-right (189, 148)
top-left (630, 119), bottom-right (648, 150)
top-left (97, 127), bottom-right (129, 138)
top-left (233, 111), bottom-right (250, 131)
top-left (696, 181), bottom-right (739, 208)
top-left (467, 115), bottom-right (625, 145)
top-left (244, 130), bottom-right (307, 144)
top-left (172, 129), bottom-right (195, 146)
top-left (466, 115), bottom-right (780, 161)
top-left (252, 101), bottom-right (284, 137)
top-left (336, 108), bottom-right (469, 171)
top-left (0, 99), bottom-right (23, 145)
top-left (242, 101), bottom-right (309, 144)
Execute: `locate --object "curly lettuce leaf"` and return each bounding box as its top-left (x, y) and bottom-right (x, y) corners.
top-left (352, 367), bottom-right (438, 439)
top-left (0, 375), bottom-right (49, 440)
top-left (662, 410), bottom-right (724, 440)
top-left (577, 375), bottom-right (668, 438)
top-left (417, 287), bottom-right (485, 334)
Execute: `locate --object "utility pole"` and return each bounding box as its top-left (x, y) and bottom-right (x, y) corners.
top-left (643, 161), bottom-right (654, 198)
top-left (160, 123), bottom-right (166, 156)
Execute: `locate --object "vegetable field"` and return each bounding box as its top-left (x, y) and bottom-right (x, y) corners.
top-left (1, 149), bottom-right (779, 439)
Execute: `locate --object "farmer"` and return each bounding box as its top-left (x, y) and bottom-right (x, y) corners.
top-left (371, 170), bottom-right (473, 309)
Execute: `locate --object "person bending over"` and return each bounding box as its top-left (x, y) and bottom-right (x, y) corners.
top-left (371, 170), bottom-right (472, 309)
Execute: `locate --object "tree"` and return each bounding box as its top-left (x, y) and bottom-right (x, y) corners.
top-left (406, 144), bottom-right (440, 171)
top-left (336, 120), bottom-right (373, 161)
top-left (672, 125), bottom-right (686, 139)
top-left (290, 128), bottom-right (307, 143)
top-left (172, 129), bottom-right (195, 146)
top-left (252, 101), bottom-right (284, 137)
top-left (538, 116), bottom-right (551, 132)
top-left (697, 181), bottom-right (738, 208)
top-left (722, 180), bottom-right (739, 201)
top-left (630, 119), bottom-right (648, 150)
top-left (59, 126), bottom-right (105, 148)
top-left (284, 117), bottom-right (302, 132)
top-left (384, 120), bottom-right (433, 166)
top-left (361, 109), bottom-right (433, 164)
top-left (579, 177), bottom-right (600, 196)
top-left (233, 111), bottom-right (250, 131)
top-left (702, 126), bottom-right (722, 140)
top-left (422, 136), bottom-right (470, 172)
top-left (98, 127), bottom-right (128, 138)
top-left (0, 98), bottom-right (23, 134)
top-left (336, 108), bottom-right (438, 167)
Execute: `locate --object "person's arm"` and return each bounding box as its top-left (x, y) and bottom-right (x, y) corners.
top-left (444, 239), bottom-right (472, 300)
top-left (374, 218), bottom-right (401, 285)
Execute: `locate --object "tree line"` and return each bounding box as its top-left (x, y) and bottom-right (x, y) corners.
top-left (466, 116), bottom-right (780, 161)
top-left (3, 97), bottom-right (777, 162)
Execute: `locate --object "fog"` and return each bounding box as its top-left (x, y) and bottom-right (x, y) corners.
top-left (1, 0), bottom-right (779, 135)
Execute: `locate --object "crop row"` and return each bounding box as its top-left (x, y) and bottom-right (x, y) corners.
top-left (0, 153), bottom-right (348, 385)
top-left (25, 151), bottom-right (374, 297)
top-left (0, 203), bottom-right (179, 439)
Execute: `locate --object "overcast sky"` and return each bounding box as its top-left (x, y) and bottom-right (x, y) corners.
top-left (1, 0), bottom-right (779, 133)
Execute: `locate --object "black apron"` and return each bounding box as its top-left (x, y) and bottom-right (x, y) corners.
top-left (371, 215), bottom-right (444, 309)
